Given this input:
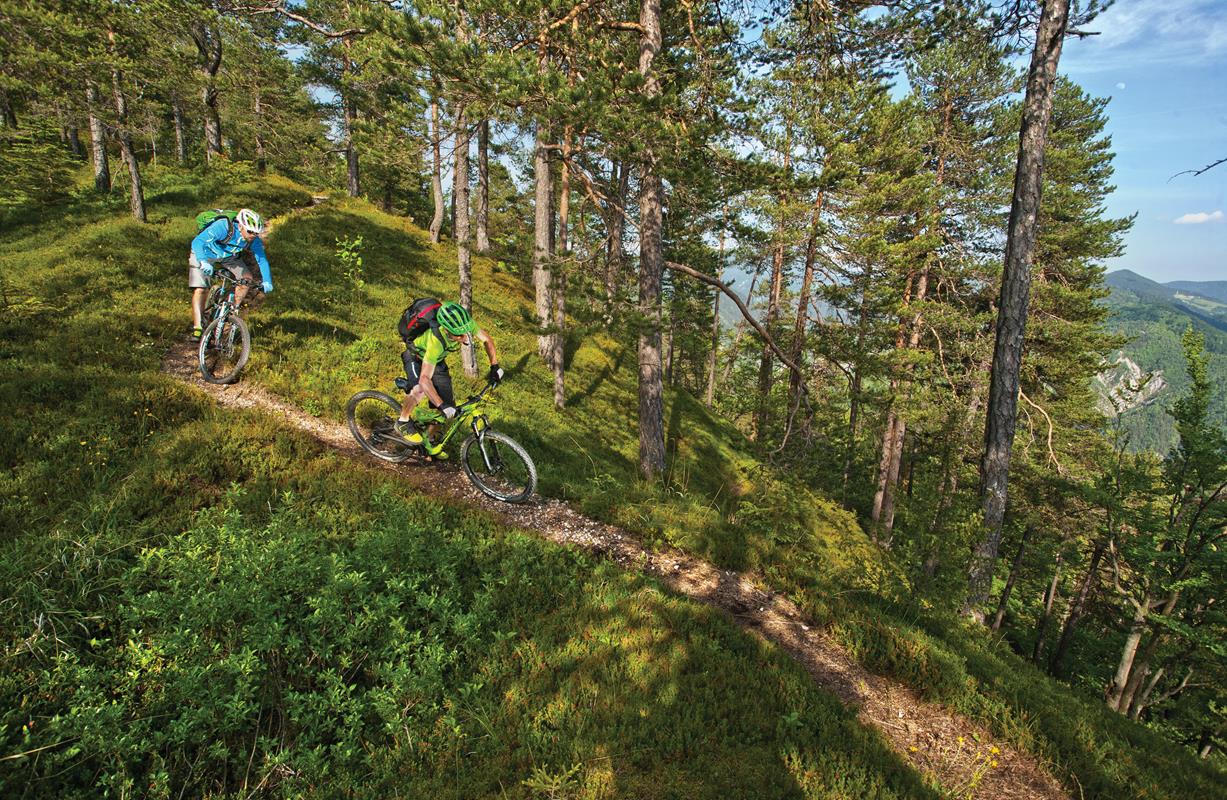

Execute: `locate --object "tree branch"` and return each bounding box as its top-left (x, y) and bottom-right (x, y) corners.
top-left (236, 2), bottom-right (369, 38)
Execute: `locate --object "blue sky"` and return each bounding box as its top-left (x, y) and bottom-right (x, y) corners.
top-left (1060, 0), bottom-right (1226, 283)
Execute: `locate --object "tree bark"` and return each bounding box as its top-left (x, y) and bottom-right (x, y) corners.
top-left (532, 122), bottom-right (554, 365)
top-left (254, 91), bottom-right (266, 174)
top-left (476, 118), bottom-right (490, 252)
top-left (1107, 599), bottom-right (1148, 711)
top-left (1050, 536), bottom-right (1108, 677)
top-left (755, 143), bottom-right (791, 441)
top-left (454, 102), bottom-right (476, 376)
top-left (172, 99), bottom-right (187, 163)
top-left (67, 126), bottom-right (83, 158)
top-left (86, 86), bottom-right (111, 193)
top-left (636, 0), bottom-right (666, 480)
top-left (428, 100), bottom-right (445, 243)
top-left (1031, 547), bottom-right (1063, 664)
top-left (789, 195), bottom-right (823, 406)
top-left (605, 160), bottom-right (630, 318)
top-left (106, 35), bottom-right (145, 222)
top-left (190, 23), bottom-right (223, 162)
top-left (552, 127), bottom-right (571, 409)
top-left (991, 524), bottom-right (1032, 632)
top-left (706, 214), bottom-right (727, 408)
top-left (965, 0), bottom-right (1070, 617)
top-left (342, 35), bottom-right (360, 197)
top-left (0, 89), bottom-right (16, 128)
top-left (872, 266), bottom-right (931, 541)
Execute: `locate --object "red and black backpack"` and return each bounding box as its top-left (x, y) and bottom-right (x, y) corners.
top-left (398, 297), bottom-right (443, 344)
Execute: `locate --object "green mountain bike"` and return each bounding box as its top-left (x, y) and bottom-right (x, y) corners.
top-left (346, 378), bottom-right (537, 504)
top-left (198, 267), bottom-right (253, 384)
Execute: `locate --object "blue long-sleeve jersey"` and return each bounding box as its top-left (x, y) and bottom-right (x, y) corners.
top-left (190, 218), bottom-right (272, 285)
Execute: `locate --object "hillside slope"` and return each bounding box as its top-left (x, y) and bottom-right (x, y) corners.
top-left (1099, 269), bottom-right (1227, 451)
top-left (2, 172), bottom-right (1222, 799)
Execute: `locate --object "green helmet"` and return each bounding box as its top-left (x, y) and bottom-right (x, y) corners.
top-left (436, 301), bottom-right (476, 336)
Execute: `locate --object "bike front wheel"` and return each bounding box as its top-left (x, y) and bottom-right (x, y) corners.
top-left (460, 430), bottom-right (537, 504)
top-left (346, 390), bottom-right (411, 463)
top-left (198, 314), bottom-right (250, 384)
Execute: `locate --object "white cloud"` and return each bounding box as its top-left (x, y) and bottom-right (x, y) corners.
top-left (1116, 82), bottom-right (1127, 90)
top-left (1062, 0), bottom-right (1227, 73)
top-left (1173, 210), bottom-right (1225, 224)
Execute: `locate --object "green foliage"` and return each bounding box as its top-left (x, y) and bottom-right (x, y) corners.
top-left (0, 123), bottom-right (78, 212)
top-left (0, 168), bottom-right (944, 800)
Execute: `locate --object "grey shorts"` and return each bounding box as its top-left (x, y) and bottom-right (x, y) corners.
top-left (188, 252), bottom-right (254, 290)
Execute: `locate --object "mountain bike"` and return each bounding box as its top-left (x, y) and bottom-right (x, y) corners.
top-left (198, 267), bottom-right (254, 384)
top-left (346, 378), bottom-right (537, 504)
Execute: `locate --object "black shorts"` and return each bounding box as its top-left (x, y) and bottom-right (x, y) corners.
top-left (402, 350), bottom-right (454, 408)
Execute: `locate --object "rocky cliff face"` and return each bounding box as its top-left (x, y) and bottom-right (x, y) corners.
top-left (1094, 355), bottom-right (1166, 416)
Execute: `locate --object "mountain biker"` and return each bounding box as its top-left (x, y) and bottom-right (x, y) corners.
top-left (189, 208), bottom-right (273, 338)
top-left (395, 300), bottom-right (504, 455)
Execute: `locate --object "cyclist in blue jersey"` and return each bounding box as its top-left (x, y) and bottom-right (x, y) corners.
top-left (188, 208), bottom-right (273, 338)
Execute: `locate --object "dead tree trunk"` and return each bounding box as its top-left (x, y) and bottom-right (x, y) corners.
top-left (533, 122), bottom-right (554, 365)
top-left (966, 0), bottom-right (1071, 617)
top-left (605, 160), bottom-right (630, 318)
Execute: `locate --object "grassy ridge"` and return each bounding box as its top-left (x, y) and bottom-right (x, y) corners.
top-left (242, 180), bottom-right (1225, 798)
top-left (2, 169), bottom-right (1223, 798)
top-left (1, 170), bottom-right (937, 797)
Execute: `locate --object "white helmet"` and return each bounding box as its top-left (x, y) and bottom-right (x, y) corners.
top-left (236, 208), bottom-right (265, 235)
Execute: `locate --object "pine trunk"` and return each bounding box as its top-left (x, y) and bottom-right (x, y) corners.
top-left (172, 99), bottom-right (187, 163)
top-left (254, 93), bottom-right (266, 174)
top-left (606, 161), bottom-right (629, 318)
top-left (342, 45), bottom-right (360, 197)
top-left (107, 40), bottom-right (145, 223)
top-left (706, 217), bottom-right (727, 408)
top-left (991, 525), bottom-right (1032, 632)
top-left (1050, 536), bottom-right (1108, 677)
top-left (0, 89), bottom-right (16, 128)
top-left (755, 147), bottom-right (790, 441)
top-left (68, 126), bottom-right (83, 158)
top-left (636, 0), bottom-right (666, 480)
top-left (1107, 600), bottom-right (1149, 711)
top-left (476, 118), bottom-right (490, 253)
top-left (429, 100), bottom-right (445, 243)
top-left (86, 86), bottom-right (110, 193)
top-left (533, 123), bottom-right (554, 365)
top-left (789, 196), bottom-right (823, 405)
top-left (454, 102), bottom-right (476, 376)
top-left (966, 0), bottom-right (1070, 617)
top-left (191, 24), bottom-right (223, 161)
top-left (552, 129), bottom-right (571, 409)
top-left (1031, 547), bottom-right (1063, 664)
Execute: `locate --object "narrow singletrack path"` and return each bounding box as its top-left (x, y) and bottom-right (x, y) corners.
top-left (162, 340), bottom-right (1069, 800)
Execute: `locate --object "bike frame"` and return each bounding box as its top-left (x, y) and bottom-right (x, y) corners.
top-left (205, 270), bottom-right (251, 345)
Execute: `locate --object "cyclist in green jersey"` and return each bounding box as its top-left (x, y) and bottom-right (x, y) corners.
top-left (396, 301), bottom-right (503, 455)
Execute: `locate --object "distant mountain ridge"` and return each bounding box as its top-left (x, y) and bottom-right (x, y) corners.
top-left (1097, 270), bottom-right (1227, 452)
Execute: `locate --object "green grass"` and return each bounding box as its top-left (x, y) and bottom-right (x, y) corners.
top-left (228, 179), bottom-right (1224, 799)
top-left (3, 169), bottom-right (1224, 799)
top-left (0, 171), bottom-right (940, 798)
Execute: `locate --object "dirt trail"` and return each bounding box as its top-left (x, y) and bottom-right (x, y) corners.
top-left (163, 340), bottom-right (1068, 800)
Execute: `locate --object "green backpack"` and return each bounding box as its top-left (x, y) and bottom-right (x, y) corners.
top-left (194, 209), bottom-right (237, 238)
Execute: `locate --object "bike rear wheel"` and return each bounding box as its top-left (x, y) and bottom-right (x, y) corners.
top-left (198, 314), bottom-right (250, 384)
top-left (461, 430), bottom-right (536, 504)
top-left (347, 390), bottom-right (412, 463)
